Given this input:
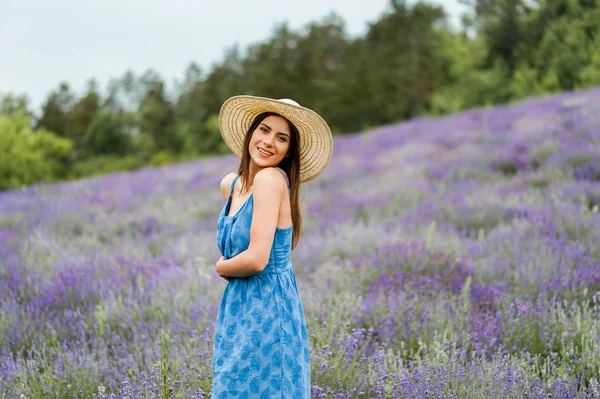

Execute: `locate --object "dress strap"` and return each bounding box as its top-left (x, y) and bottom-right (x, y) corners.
top-left (275, 168), bottom-right (291, 193)
top-left (230, 174), bottom-right (241, 193)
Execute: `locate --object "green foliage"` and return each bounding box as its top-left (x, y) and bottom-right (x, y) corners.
top-left (65, 85), bottom-right (100, 148)
top-left (530, 12), bottom-right (593, 90)
top-left (3, 0), bottom-right (600, 190)
top-left (138, 80), bottom-right (179, 153)
top-left (83, 112), bottom-right (132, 156)
top-left (356, 3), bottom-right (447, 122)
top-left (579, 35), bottom-right (600, 87)
top-left (0, 112), bottom-right (73, 190)
top-left (431, 57), bottom-right (512, 114)
top-left (158, 329), bottom-right (179, 399)
top-left (34, 82), bottom-right (74, 136)
top-left (503, 0), bottom-right (600, 95)
top-left (201, 114), bottom-right (229, 153)
top-left (510, 63), bottom-right (561, 100)
top-left (175, 113), bottom-right (228, 155)
top-left (68, 155), bottom-right (142, 179)
top-left (1, 92), bottom-right (32, 116)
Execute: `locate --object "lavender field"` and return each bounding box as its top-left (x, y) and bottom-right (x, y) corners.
top-left (2, 87), bottom-right (600, 399)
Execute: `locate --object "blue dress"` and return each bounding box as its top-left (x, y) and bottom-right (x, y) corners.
top-left (212, 170), bottom-right (311, 399)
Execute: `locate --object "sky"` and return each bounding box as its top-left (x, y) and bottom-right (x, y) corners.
top-left (0, 0), bottom-right (468, 113)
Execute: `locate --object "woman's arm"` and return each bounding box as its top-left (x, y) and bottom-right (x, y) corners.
top-left (220, 172), bottom-right (237, 203)
top-left (217, 172), bottom-right (238, 281)
top-left (216, 168), bottom-right (285, 278)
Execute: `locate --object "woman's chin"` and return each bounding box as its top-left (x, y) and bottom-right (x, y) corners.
top-left (252, 157), bottom-right (280, 169)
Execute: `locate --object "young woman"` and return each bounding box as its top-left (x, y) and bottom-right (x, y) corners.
top-left (212, 96), bottom-right (333, 398)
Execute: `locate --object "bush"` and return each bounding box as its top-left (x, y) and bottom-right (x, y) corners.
top-left (0, 112), bottom-right (73, 190)
top-left (83, 112), bottom-right (132, 156)
top-left (68, 155), bottom-right (143, 178)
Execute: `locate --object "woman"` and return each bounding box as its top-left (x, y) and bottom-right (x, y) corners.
top-left (212, 96), bottom-right (333, 398)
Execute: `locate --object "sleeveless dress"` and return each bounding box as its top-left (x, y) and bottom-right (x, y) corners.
top-left (212, 170), bottom-right (311, 399)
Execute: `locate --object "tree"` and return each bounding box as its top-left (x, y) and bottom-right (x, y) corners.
top-left (64, 80), bottom-right (101, 151)
top-left (174, 63), bottom-right (211, 154)
top-left (579, 34), bottom-right (600, 87)
top-left (35, 82), bottom-right (74, 136)
top-left (526, 0), bottom-right (600, 91)
top-left (291, 13), bottom-right (349, 133)
top-left (0, 93), bottom-right (32, 117)
top-left (429, 30), bottom-right (510, 114)
top-left (459, 0), bottom-right (534, 73)
top-left (356, 0), bottom-right (446, 125)
top-left (83, 112), bottom-right (132, 156)
top-left (138, 77), bottom-right (179, 152)
top-left (0, 112), bottom-right (73, 190)
top-left (242, 23), bottom-right (303, 99)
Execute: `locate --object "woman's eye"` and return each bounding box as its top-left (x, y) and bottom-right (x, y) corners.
top-left (260, 127), bottom-right (268, 132)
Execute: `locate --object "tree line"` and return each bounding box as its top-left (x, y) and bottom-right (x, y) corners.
top-left (2, 0), bottom-right (600, 190)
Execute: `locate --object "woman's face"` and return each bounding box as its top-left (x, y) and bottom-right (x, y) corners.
top-left (248, 115), bottom-right (291, 170)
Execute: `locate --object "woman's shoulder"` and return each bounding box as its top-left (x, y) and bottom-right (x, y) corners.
top-left (255, 167), bottom-right (288, 188)
top-left (220, 172), bottom-right (238, 202)
top-left (221, 172), bottom-right (238, 188)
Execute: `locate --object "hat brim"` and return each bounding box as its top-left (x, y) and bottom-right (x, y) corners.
top-left (219, 95), bottom-right (333, 183)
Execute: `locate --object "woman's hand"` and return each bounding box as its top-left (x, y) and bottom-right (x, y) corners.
top-left (216, 256), bottom-right (231, 281)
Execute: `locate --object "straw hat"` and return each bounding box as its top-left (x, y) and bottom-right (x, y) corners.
top-left (219, 95), bottom-right (333, 183)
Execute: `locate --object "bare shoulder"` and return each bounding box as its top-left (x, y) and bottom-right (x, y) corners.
top-left (254, 167), bottom-right (287, 194)
top-left (220, 172), bottom-right (238, 203)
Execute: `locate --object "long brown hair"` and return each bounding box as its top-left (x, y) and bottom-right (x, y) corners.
top-left (237, 112), bottom-right (302, 249)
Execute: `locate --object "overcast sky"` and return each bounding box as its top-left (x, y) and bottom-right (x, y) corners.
top-left (1, 0), bottom-right (468, 112)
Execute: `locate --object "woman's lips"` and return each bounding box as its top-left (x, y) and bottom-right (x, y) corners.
top-left (258, 147), bottom-right (273, 157)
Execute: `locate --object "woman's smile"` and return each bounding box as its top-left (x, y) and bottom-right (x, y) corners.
top-left (257, 147), bottom-right (273, 158)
